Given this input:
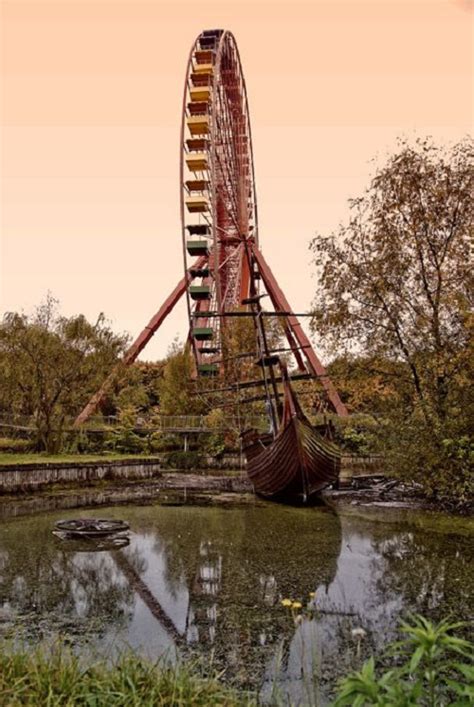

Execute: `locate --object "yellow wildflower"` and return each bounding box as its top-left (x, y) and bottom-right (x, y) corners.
top-left (292, 601), bottom-right (302, 610)
top-left (309, 592), bottom-right (316, 599)
top-left (281, 599), bottom-right (293, 608)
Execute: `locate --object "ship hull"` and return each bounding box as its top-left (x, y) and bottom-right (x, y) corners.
top-left (242, 415), bottom-right (341, 504)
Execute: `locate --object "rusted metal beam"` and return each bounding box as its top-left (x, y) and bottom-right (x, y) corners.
top-left (190, 311), bottom-right (313, 317)
top-left (111, 551), bottom-right (185, 644)
top-left (195, 371), bottom-right (322, 395)
top-left (251, 245), bottom-right (348, 417)
top-left (74, 257), bottom-right (206, 426)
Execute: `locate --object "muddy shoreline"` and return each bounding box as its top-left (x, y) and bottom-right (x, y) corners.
top-left (0, 470), bottom-right (471, 525)
top-left (0, 453), bottom-right (470, 517)
top-left (0, 472), bottom-right (253, 520)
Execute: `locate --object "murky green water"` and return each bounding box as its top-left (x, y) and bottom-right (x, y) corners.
top-left (0, 498), bottom-right (472, 702)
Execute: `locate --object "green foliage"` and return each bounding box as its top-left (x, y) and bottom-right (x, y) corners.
top-left (0, 437), bottom-right (32, 453)
top-left (202, 408), bottom-right (229, 456)
top-left (202, 434), bottom-right (227, 458)
top-left (147, 432), bottom-right (183, 453)
top-left (65, 427), bottom-right (112, 455)
top-left (0, 295), bottom-right (127, 454)
top-left (332, 415), bottom-right (381, 455)
top-left (310, 138), bottom-right (473, 502)
top-left (335, 615), bottom-right (473, 706)
top-left (0, 646), bottom-right (252, 706)
top-left (384, 418), bottom-right (473, 506)
top-left (158, 341), bottom-right (205, 416)
top-left (102, 407), bottom-right (147, 454)
top-left (107, 361), bottom-right (164, 418)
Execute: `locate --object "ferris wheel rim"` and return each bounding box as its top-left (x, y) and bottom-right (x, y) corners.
top-left (179, 29), bottom-right (259, 372)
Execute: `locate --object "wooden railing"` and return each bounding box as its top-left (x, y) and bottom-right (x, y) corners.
top-left (0, 414), bottom-right (269, 435)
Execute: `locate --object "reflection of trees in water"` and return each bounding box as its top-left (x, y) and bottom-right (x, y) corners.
top-left (133, 507), bottom-right (343, 688)
top-left (129, 509), bottom-right (470, 695)
top-left (260, 516), bottom-right (474, 701)
top-left (0, 518), bottom-right (135, 633)
top-left (374, 528), bottom-right (474, 621)
top-left (0, 506), bottom-right (343, 690)
top-left (3, 507), bottom-right (470, 696)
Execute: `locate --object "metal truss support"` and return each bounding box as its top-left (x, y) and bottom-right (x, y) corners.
top-left (251, 245), bottom-right (348, 417)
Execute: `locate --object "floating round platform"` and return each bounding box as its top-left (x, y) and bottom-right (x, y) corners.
top-left (54, 518), bottom-right (130, 538)
top-left (53, 535), bottom-right (130, 552)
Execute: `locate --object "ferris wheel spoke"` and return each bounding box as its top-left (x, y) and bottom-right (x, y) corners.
top-left (212, 162), bottom-right (241, 234)
top-left (215, 105), bottom-right (247, 228)
top-left (218, 86), bottom-right (247, 204)
top-left (213, 113), bottom-right (242, 219)
top-left (213, 64), bottom-right (248, 215)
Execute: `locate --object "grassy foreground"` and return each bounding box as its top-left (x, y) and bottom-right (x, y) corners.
top-left (0, 616), bottom-right (472, 705)
top-left (0, 649), bottom-right (254, 707)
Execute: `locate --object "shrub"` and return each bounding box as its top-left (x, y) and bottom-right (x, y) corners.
top-left (333, 415), bottom-right (381, 456)
top-left (384, 419), bottom-right (474, 506)
top-left (147, 432), bottom-right (183, 453)
top-left (0, 437), bottom-right (33, 453)
top-left (335, 614), bottom-right (473, 706)
top-left (100, 406), bottom-right (148, 454)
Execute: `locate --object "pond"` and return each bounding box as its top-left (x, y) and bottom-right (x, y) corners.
top-left (0, 497), bottom-right (472, 703)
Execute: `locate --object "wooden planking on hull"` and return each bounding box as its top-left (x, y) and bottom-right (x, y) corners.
top-left (242, 415), bottom-right (340, 502)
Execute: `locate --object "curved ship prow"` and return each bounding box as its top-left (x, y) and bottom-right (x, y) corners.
top-left (242, 370), bottom-right (341, 504)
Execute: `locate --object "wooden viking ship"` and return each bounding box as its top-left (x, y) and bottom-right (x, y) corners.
top-left (241, 366), bottom-right (341, 503)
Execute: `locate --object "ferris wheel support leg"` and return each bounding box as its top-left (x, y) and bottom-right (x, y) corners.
top-left (239, 245), bottom-right (252, 303)
top-left (250, 245), bottom-right (348, 417)
top-left (74, 257), bottom-right (207, 426)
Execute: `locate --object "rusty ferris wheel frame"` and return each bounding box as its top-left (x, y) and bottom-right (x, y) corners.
top-left (180, 30), bottom-right (258, 371)
top-left (75, 29), bottom-right (347, 426)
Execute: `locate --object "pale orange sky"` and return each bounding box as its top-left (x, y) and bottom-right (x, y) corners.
top-left (1, 0), bottom-right (472, 359)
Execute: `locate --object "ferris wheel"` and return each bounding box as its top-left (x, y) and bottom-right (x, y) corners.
top-left (180, 29), bottom-right (258, 376)
top-left (74, 29), bottom-right (347, 426)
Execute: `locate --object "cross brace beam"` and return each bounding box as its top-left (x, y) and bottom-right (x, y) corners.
top-left (251, 244), bottom-right (348, 416)
top-left (74, 245), bottom-right (347, 424)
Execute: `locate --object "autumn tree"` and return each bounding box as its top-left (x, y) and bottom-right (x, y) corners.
top-left (0, 296), bottom-right (128, 452)
top-left (157, 339), bottom-right (206, 416)
top-left (325, 355), bottom-right (408, 417)
top-left (105, 361), bottom-right (165, 418)
top-left (310, 138), bottom-right (473, 501)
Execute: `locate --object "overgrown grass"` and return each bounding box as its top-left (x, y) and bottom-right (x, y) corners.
top-left (0, 647), bottom-right (254, 706)
top-left (0, 452), bottom-right (163, 467)
top-left (0, 616), bottom-right (472, 705)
